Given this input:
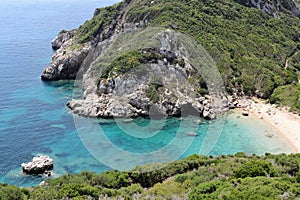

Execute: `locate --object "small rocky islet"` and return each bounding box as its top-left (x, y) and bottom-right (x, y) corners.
top-left (21, 155), bottom-right (53, 176)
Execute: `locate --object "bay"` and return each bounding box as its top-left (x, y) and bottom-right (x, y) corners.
top-left (0, 0), bottom-right (292, 187)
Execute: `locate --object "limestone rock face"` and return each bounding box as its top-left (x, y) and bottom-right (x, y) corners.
top-left (21, 156), bottom-right (53, 175)
top-left (41, 0), bottom-right (130, 81)
top-left (235, 0), bottom-right (300, 18)
top-left (51, 30), bottom-right (77, 50)
top-left (41, 44), bottom-right (91, 81)
top-left (67, 29), bottom-right (223, 120)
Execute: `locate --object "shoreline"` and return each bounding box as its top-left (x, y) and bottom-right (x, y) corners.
top-left (238, 98), bottom-right (300, 153)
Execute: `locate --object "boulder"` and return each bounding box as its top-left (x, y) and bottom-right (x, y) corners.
top-left (198, 97), bottom-right (206, 103)
top-left (21, 156), bottom-right (53, 175)
top-left (228, 103), bottom-right (236, 109)
top-left (203, 109), bottom-right (216, 120)
top-left (242, 111), bottom-right (249, 116)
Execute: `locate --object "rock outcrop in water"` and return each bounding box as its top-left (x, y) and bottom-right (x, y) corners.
top-left (41, 31), bottom-right (91, 81)
top-left (21, 156), bottom-right (53, 175)
top-left (40, 0), bottom-right (130, 81)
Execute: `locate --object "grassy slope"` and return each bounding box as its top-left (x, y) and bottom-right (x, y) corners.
top-left (72, 0), bottom-right (300, 113)
top-left (1, 153), bottom-right (299, 199)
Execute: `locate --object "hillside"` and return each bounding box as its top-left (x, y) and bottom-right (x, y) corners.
top-left (1, 153), bottom-right (300, 199)
top-left (41, 0), bottom-right (300, 115)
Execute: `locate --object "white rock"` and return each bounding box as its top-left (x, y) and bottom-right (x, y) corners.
top-left (21, 156), bottom-right (53, 175)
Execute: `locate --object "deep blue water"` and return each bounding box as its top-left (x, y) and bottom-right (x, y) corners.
top-left (0, 0), bottom-right (292, 187)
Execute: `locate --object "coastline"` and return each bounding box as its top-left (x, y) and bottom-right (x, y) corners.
top-left (240, 98), bottom-right (300, 153)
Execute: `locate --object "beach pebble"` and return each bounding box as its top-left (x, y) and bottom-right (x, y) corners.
top-left (242, 111), bottom-right (249, 116)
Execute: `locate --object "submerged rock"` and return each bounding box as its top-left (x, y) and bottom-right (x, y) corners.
top-left (265, 132), bottom-right (274, 138)
top-left (186, 132), bottom-right (198, 137)
top-left (21, 156), bottom-right (53, 175)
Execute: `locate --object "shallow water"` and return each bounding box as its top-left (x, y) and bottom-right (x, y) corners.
top-left (0, 0), bottom-right (292, 187)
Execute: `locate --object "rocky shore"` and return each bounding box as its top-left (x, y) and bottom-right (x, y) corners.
top-left (21, 156), bottom-right (53, 175)
top-left (41, 31), bottom-right (91, 81)
top-left (224, 95), bottom-right (300, 153)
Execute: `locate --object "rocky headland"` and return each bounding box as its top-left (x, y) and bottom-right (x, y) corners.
top-left (41, 0), bottom-right (300, 119)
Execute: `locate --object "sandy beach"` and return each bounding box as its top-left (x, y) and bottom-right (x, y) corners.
top-left (240, 98), bottom-right (300, 153)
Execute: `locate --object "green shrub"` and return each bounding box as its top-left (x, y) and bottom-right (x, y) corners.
top-left (235, 152), bottom-right (247, 157)
top-left (296, 171), bottom-right (300, 183)
top-left (75, 3), bottom-right (122, 43)
top-left (274, 154), bottom-right (300, 176)
top-left (188, 180), bottom-right (231, 200)
top-left (0, 184), bottom-right (27, 200)
top-left (147, 180), bottom-right (188, 199)
top-left (189, 177), bottom-right (299, 200)
top-left (145, 84), bottom-right (160, 103)
top-left (91, 170), bottom-right (130, 189)
top-left (233, 160), bottom-right (276, 178)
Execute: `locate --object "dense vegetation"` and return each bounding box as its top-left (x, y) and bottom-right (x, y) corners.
top-left (74, 3), bottom-right (123, 44)
top-left (99, 49), bottom-right (164, 79)
top-left (127, 0), bottom-right (300, 106)
top-left (270, 84), bottom-right (300, 113)
top-left (70, 0), bottom-right (300, 113)
top-left (1, 153), bottom-right (299, 199)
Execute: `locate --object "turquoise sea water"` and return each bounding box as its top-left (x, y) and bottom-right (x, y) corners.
top-left (0, 0), bottom-right (292, 187)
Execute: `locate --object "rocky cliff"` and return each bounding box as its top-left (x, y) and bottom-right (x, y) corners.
top-left (67, 28), bottom-right (227, 119)
top-left (41, 0), bottom-right (300, 116)
top-left (234, 0), bottom-right (300, 18)
top-left (41, 1), bottom-right (130, 81)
